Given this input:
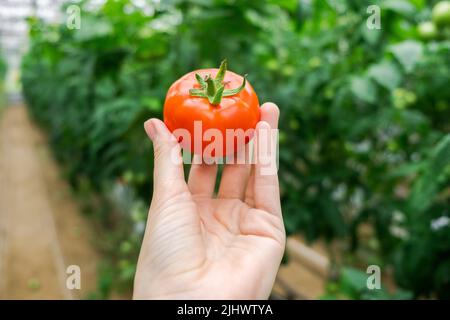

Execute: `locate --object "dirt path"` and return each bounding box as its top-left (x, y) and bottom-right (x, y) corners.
top-left (0, 105), bottom-right (99, 299)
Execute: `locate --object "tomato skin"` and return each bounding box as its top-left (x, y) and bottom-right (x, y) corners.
top-left (163, 68), bottom-right (260, 157)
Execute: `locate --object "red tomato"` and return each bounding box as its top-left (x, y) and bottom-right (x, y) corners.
top-left (163, 60), bottom-right (260, 157)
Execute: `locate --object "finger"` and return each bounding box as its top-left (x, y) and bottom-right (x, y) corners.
top-left (253, 120), bottom-right (281, 216)
top-left (245, 102), bottom-right (279, 206)
top-left (188, 154), bottom-right (218, 197)
top-left (259, 102), bottom-right (280, 129)
top-left (217, 143), bottom-right (251, 200)
top-left (144, 118), bottom-right (188, 197)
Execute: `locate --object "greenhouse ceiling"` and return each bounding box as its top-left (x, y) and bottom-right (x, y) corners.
top-left (0, 0), bottom-right (65, 60)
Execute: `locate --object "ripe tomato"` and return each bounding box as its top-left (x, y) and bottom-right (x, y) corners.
top-left (163, 60), bottom-right (260, 157)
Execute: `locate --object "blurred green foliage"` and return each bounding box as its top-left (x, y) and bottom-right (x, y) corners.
top-left (0, 54), bottom-right (5, 79)
top-left (0, 52), bottom-right (6, 106)
top-left (321, 266), bottom-right (414, 300)
top-left (21, 0), bottom-right (450, 298)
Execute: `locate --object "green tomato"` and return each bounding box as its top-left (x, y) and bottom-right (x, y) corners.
top-left (432, 1), bottom-right (450, 27)
top-left (418, 21), bottom-right (438, 40)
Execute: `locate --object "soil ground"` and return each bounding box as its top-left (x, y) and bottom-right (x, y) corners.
top-left (0, 105), bottom-right (99, 299)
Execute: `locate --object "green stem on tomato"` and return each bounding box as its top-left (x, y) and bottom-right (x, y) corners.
top-left (188, 59), bottom-right (247, 106)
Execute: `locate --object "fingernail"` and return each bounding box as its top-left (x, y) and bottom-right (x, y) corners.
top-left (257, 121), bottom-right (271, 130)
top-left (144, 119), bottom-right (156, 141)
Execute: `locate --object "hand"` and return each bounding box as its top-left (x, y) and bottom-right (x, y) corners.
top-left (133, 102), bottom-right (285, 299)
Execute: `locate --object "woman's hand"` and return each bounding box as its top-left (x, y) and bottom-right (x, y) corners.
top-left (133, 102), bottom-right (285, 299)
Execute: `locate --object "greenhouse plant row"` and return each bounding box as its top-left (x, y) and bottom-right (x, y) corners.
top-left (4, 0), bottom-right (449, 300)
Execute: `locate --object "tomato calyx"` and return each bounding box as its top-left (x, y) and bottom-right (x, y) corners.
top-left (189, 59), bottom-right (247, 106)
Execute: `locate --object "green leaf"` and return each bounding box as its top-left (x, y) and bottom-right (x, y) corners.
top-left (141, 97), bottom-right (161, 112)
top-left (319, 293), bottom-right (339, 300)
top-left (389, 162), bottom-right (425, 178)
top-left (390, 41), bottom-right (423, 73)
top-left (341, 267), bottom-right (368, 292)
top-left (361, 23), bottom-right (381, 45)
top-left (382, 0), bottom-right (416, 17)
top-left (360, 289), bottom-right (392, 300)
top-left (74, 16), bottom-right (113, 41)
top-left (268, 0), bottom-right (298, 13)
top-left (368, 60), bottom-right (402, 91)
top-left (409, 134), bottom-right (450, 213)
top-left (350, 76), bottom-right (377, 104)
top-left (391, 289), bottom-right (414, 300)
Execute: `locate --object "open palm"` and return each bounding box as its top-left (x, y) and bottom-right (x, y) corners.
top-left (133, 103), bottom-right (285, 299)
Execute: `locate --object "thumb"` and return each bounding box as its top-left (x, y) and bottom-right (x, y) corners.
top-left (144, 118), bottom-right (187, 197)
